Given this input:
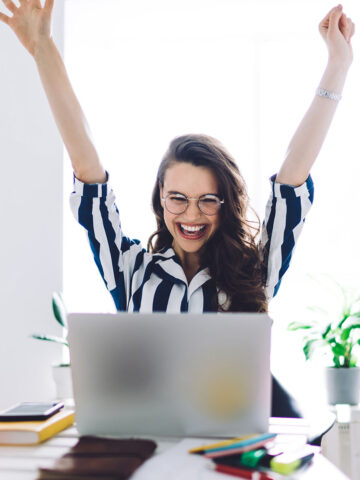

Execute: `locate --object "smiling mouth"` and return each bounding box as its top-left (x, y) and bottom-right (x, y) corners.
top-left (177, 223), bottom-right (208, 239)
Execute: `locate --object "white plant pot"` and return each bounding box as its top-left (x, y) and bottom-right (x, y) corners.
top-left (325, 366), bottom-right (360, 405)
top-left (52, 365), bottom-right (73, 402)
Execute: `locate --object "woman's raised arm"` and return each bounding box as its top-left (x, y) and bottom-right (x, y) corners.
top-left (0, 0), bottom-right (106, 183)
top-left (276, 5), bottom-right (355, 186)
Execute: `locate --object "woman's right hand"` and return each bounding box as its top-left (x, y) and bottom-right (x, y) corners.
top-left (0, 0), bottom-right (54, 57)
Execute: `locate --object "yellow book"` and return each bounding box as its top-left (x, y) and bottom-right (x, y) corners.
top-left (0, 409), bottom-right (75, 445)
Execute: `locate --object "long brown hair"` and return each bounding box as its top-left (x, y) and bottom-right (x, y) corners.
top-left (148, 134), bottom-right (268, 312)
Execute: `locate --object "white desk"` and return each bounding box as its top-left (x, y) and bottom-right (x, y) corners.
top-left (0, 419), bottom-right (350, 480)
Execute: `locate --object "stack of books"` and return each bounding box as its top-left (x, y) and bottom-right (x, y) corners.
top-left (0, 409), bottom-right (75, 445)
top-left (189, 433), bottom-right (318, 479)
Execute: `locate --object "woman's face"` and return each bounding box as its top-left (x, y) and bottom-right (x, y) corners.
top-left (160, 162), bottom-right (220, 260)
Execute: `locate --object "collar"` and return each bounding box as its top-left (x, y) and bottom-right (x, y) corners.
top-left (152, 246), bottom-right (212, 291)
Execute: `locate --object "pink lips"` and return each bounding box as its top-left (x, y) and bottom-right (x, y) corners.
top-left (176, 223), bottom-right (208, 240)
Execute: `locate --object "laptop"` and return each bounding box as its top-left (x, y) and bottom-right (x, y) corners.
top-left (67, 312), bottom-right (272, 437)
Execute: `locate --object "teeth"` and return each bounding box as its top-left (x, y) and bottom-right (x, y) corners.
top-left (180, 223), bottom-right (206, 233)
top-left (181, 224), bottom-right (205, 232)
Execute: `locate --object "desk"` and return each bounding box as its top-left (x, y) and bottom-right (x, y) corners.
top-left (0, 419), bottom-right (350, 480)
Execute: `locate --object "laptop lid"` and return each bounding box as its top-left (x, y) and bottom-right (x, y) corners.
top-left (68, 312), bottom-right (272, 437)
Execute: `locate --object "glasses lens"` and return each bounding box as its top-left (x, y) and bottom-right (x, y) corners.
top-left (165, 194), bottom-right (188, 214)
top-left (198, 195), bottom-right (221, 215)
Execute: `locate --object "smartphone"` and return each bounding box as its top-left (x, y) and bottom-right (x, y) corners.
top-left (0, 402), bottom-right (64, 421)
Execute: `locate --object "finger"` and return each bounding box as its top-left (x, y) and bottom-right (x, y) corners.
top-left (340, 16), bottom-right (353, 42)
top-left (339, 13), bottom-right (347, 37)
top-left (319, 5), bottom-right (340, 27)
top-left (0, 11), bottom-right (10, 24)
top-left (44, 0), bottom-right (54, 13)
top-left (347, 19), bottom-right (355, 42)
top-left (350, 21), bottom-right (355, 39)
top-left (29, 0), bottom-right (42, 7)
top-left (1, 0), bottom-right (17, 14)
top-left (329, 5), bottom-right (344, 34)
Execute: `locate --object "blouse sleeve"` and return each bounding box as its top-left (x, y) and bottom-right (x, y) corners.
top-left (260, 174), bottom-right (314, 300)
top-left (69, 174), bottom-right (145, 310)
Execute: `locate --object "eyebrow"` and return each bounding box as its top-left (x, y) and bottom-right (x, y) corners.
top-left (165, 190), bottom-right (219, 196)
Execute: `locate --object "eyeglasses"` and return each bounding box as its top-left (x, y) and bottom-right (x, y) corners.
top-left (162, 193), bottom-right (224, 216)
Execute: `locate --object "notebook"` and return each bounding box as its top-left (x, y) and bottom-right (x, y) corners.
top-left (68, 312), bottom-right (272, 438)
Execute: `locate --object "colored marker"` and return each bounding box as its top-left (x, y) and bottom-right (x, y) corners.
top-left (213, 463), bottom-right (278, 480)
top-left (241, 447), bottom-right (284, 468)
top-left (270, 451), bottom-right (315, 475)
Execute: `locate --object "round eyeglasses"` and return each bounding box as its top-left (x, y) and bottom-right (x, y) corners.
top-left (162, 193), bottom-right (224, 216)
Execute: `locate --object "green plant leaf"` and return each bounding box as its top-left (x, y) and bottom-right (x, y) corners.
top-left (333, 355), bottom-right (341, 367)
top-left (341, 328), bottom-right (351, 342)
top-left (331, 343), bottom-right (346, 357)
top-left (349, 355), bottom-right (358, 367)
top-left (338, 314), bottom-right (350, 329)
top-left (30, 334), bottom-right (69, 347)
top-left (322, 323), bottom-right (333, 339)
top-left (341, 324), bottom-right (360, 341)
top-left (52, 292), bottom-right (67, 329)
top-left (288, 322), bottom-right (314, 331)
top-left (303, 339), bottom-right (321, 361)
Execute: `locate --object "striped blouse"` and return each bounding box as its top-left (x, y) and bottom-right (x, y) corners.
top-left (70, 174), bottom-right (314, 312)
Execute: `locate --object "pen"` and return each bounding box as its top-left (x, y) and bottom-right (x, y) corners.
top-left (189, 434), bottom-right (257, 454)
top-left (214, 463), bottom-right (278, 480)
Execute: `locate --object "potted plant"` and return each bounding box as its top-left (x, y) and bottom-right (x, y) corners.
top-left (31, 292), bottom-right (73, 400)
top-left (288, 277), bottom-right (360, 405)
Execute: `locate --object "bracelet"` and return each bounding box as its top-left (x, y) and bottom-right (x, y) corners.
top-left (316, 87), bottom-right (342, 101)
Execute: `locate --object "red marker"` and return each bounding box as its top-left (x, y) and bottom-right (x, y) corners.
top-left (213, 464), bottom-right (278, 480)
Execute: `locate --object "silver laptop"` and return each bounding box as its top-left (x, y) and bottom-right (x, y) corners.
top-left (68, 312), bottom-right (272, 437)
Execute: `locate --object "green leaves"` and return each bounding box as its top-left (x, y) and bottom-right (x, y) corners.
top-left (52, 292), bottom-right (67, 329)
top-left (288, 321), bottom-right (318, 331)
top-left (288, 276), bottom-right (360, 368)
top-left (31, 292), bottom-right (69, 351)
top-left (303, 339), bottom-right (322, 360)
top-left (31, 334), bottom-right (69, 347)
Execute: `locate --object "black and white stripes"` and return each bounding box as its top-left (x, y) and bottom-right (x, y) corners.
top-left (70, 174), bottom-right (314, 312)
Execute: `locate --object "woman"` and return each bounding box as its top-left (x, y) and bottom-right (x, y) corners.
top-left (0, 1), bottom-right (354, 418)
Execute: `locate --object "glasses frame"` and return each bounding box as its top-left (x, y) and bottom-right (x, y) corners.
top-left (162, 193), bottom-right (224, 216)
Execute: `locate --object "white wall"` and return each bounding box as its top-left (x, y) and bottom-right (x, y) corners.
top-left (0, 3), bottom-right (64, 409)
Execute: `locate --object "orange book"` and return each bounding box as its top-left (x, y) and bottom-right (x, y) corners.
top-left (0, 409), bottom-right (75, 445)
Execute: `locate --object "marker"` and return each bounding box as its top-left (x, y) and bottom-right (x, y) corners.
top-left (241, 447), bottom-right (284, 469)
top-left (213, 463), bottom-right (278, 480)
top-left (270, 451), bottom-right (315, 475)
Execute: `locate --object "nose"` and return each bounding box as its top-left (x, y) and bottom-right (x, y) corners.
top-left (183, 198), bottom-right (202, 220)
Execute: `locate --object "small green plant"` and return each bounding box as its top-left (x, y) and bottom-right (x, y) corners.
top-left (288, 277), bottom-right (360, 368)
top-left (31, 292), bottom-right (69, 366)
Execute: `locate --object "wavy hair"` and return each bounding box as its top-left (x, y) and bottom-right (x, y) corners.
top-left (147, 134), bottom-right (268, 312)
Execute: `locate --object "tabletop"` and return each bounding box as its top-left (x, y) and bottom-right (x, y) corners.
top-left (0, 418), bottom-right (350, 480)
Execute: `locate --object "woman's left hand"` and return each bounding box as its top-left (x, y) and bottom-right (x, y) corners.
top-left (319, 5), bottom-right (355, 68)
